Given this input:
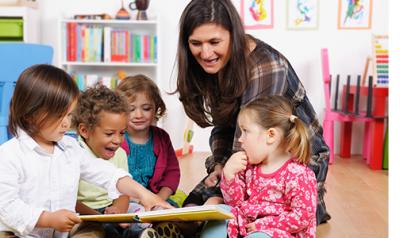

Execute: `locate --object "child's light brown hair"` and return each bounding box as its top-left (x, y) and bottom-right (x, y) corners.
top-left (239, 96), bottom-right (311, 164)
top-left (116, 74), bottom-right (166, 121)
top-left (71, 84), bottom-right (129, 132)
top-left (8, 64), bottom-right (79, 137)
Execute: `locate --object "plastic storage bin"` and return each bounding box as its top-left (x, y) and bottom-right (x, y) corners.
top-left (0, 18), bottom-right (23, 41)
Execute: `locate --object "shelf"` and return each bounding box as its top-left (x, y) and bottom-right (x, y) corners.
top-left (0, 6), bottom-right (32, 16)
top-left (60, 19), bottom-right (157, 25)
top-left (59, 17), bottom-right (160, 90)
top-left (0, 6), bottom-right (39, 43)
top-left (61, 61), bottom-right (157, 67)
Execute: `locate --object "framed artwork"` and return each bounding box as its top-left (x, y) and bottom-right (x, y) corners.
top-left (287, 0), bottom-right (319, 30)
top-left (240, 0), bottom-right (274, 30)
top-left (338, 0), bottom-right (372, 29)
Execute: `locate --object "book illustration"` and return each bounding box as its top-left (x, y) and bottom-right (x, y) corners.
top-left (78, 205), bottom-right (234, 223)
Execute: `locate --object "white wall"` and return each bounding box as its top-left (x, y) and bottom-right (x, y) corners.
top-left (38, 0), bottom-right (388, 154)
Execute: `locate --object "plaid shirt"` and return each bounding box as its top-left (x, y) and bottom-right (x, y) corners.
top-left (207, 36), bottom-right (329, 179)
top-left (201, 36), bottom-right (330, 224)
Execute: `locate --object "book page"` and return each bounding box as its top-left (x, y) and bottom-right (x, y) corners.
top-left (79, 205), bottom-right (234, 223)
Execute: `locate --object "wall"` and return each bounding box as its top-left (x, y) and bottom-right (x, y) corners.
top-left (38, 0), bottom-right (388, 153)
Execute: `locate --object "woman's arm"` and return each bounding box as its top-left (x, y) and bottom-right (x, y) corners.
top-left (206, 125), bottom-right (236, 174)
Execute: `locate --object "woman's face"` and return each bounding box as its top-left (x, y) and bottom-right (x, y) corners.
top-left (188, 23), bottom-right (231, 74)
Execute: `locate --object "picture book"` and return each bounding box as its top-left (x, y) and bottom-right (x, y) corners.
top-left (78, 205), bottom-right (234, 223)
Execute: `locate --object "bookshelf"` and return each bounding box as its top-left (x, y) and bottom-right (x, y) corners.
top-left (0, 6), bottom-right (39, 42)
top-left (58, 18), bottom-right (159, 90)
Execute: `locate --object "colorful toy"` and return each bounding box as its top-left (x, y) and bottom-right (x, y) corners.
top-left (116, 0), bottom-right (131, 20)
top-left (372, 34), bottom-right (388, 86)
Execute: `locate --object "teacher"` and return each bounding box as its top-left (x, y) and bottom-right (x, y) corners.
top-left (175, 0), bottom-right (330, 225)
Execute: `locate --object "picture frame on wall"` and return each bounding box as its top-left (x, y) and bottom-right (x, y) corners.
top-left (240, 0), bottom-right (274, 30)
top-left (338, 0), bottom-right (372, 29)
top-left (287, 0), bottom-right (319, 30)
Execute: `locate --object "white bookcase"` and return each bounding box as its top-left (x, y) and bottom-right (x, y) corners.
top-left (0, 6), bottom-right (39, 43)
top-left (58, 18), bottom-right (159, 89)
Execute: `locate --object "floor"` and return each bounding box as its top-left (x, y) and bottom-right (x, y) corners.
top-left (177, 152), bottom-right (388, 238)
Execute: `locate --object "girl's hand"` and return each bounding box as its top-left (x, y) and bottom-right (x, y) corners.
top-left (223, 152), bottom-right (248, 181)
top-left (140, 191), bottom-right (173, 211)
top-left (105, 206), bottom-right (130, 229)
top-left (40, 209), bottom-right (81, 232)
top-left (245, 222), bottom-right (256, 233)
top-left (104, 206), bottom-right (121, 214)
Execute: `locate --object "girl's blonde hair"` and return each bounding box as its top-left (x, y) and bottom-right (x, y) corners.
top-left (239, 96), bottom-right (311, 164)
top-left (116, 74), bottom-right (166, 121)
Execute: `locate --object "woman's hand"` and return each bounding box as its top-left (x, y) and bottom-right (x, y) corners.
top-left (204, 164), bottom-right (223, 187)
top-left (38, 209), bottom-right (81, 232)
top-left (223, 152), bottom-right (247, 181)
top-left (204, 170), bottom-right (220, 187)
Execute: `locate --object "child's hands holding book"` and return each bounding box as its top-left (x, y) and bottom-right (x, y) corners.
top-left (37, 209), bottom-right (81, 232)
top-left (105, 205), bottom-right (131, 228)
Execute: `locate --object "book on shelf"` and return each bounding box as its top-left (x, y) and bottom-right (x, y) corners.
top-left (64, 21), bottom-right (158, 63)
top-left (78, 205), bottom-right (234, 223)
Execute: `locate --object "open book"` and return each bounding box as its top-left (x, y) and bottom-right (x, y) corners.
top-left (79, 205), bottom-right (234, 223)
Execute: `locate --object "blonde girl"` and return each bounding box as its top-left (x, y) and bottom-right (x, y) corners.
top-left (219, 96), bottom-right (317, 238)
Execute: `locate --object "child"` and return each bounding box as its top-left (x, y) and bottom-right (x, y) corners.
top-left (72, 84), bottom-right (158, 238)
top-left (116, 74), bottom-right (180, 204)
top-left (116, 74), bottom-right (182, 237)
top-left (217, 96), bottom-right (317, 238)
top-left (0, 64), bottom-right (171, 238)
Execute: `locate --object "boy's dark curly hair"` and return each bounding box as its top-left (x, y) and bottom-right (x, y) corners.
top-left (72, 84), bottom-right (129, 131)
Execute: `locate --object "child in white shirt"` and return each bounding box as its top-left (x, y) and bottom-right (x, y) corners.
top-left (0, 64), bottom-right (171, 238)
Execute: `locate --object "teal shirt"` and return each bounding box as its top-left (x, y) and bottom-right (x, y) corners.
top-left (125, 131), bottom-right (156, 188)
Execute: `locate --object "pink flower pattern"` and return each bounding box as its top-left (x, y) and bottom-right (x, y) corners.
top-left (221, 159), bottom-right (317, 238)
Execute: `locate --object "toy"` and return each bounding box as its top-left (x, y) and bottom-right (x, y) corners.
top-left (116, 0), bottom-right (131, 20)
